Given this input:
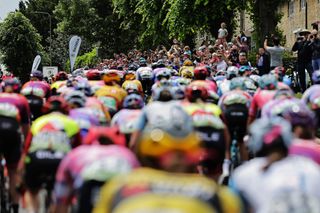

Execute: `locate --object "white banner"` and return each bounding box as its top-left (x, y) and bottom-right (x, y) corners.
top-left (43, 66), bottom-right (58, 78)
top-left (69, 36), bottom-right (82, 72)
top-left (31, 55), bottom-right (41, 72)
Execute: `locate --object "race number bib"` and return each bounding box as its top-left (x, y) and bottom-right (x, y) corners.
top-left (30, 131), bottom-right (71, 153)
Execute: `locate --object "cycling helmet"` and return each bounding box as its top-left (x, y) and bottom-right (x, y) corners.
top-left (155, 68), bottom-right (172, 81)
top-left (248, 117), bottom-right (293, 156)
top-left (194, 66), bottom-right (209, 80)
top-left (128, 63), bottom-right (140, 71)
top-left (152, 86), bottom-right (174, 102)
top-left (273, 89), bottom-right (294, 100)
top-left (258, 74), bottom-right (278, 90)
top-left (180, 67), bottom-right (194, 79)
top-left (72, 69), bottom-right (85, 77)
top-left (83, 126), bottom-right (126, 146)
top-left (64, 90), bottom-right (87, 108)
top-left (30, 70), bottom-right (43, 80)
top-left (283, 75), bottom-right (292, 86)
top-left (172, 86), bottom-right (186, 100)
top-left (239, 66), bottom-right (251, 74)
top-left (185, 84), bottom-right (208, 102)
top-left (183, 59), bottom-right (193, 66)
top-left (124, 70), bottom-right (136, 81)
top-left (282, 104), bottom-right (317, 129)
top-left (42, 96), bottom-right (69, 114)
top-left (139, 57), bottom-right (147, 66)
top-left (55, 71), bottom-right (69, 81)
top-left (102, 69), bottom-right (121, 84)
top-left (312, 70), bottom-right (320, 84)
top-left (123, 94), bottom-right (144, 109)
top-left (229, 77), bottom-right (246, 91)
top-left (156, 60), bottom-right (166, 68)
top-left (86, 69), bottom-right (101, 80)
top-left (137, 67), bottom-right (153, 80)
top-left (249, 74), bottom-right (261, 85)
top-left (2, 78), bottom-right (21, 93)
top-left (75, 82), bottom-right (93, 97)
top-left (226, 66), bottom-right (239, 80)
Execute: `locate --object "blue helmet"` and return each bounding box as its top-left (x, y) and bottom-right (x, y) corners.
top-left (230, 77), bottom-right (246, 91)
top-left (123, 94), bottom-right (144, 109)
top-left (258, 74), bottom-right (278, 90)
top-left (312, 70), bottom-right (320, 84)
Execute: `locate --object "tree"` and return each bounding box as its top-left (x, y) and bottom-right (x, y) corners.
top-left (54, 0), bottom-right (137, 58)
top-left (247, 0), bottom-right (288, 47)
top-left (19, 0), bottom-right (60, 47)
top-left (0, 12), bottom-right (45, 82)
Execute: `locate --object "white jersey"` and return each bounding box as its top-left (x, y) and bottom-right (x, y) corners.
top-left (231, 156), bottom-right (320, 212)
top-left (136, 101), bottom-right (193, 137)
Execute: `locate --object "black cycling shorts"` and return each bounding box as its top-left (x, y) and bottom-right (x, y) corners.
top-left (0, 116), bottom-right (22, 167)
top-left (26, 95), bottom-right (43, 120)
top-left (223, 104), bottom-right (248, 142)
top-left (195, 126), bottom-right (225, 174)
top-left (24, 150), bottom-right (64, 192)
top-left (77, 180), bottom-right (105, 213)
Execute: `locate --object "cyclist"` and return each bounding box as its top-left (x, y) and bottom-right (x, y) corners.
top-left (219, 77), bottom-right (252, 163)
top-left (94, 110), bottom-right (244, 213)
top-left (51, 71), bottom-right (69, 95)
top-left (122, 71), bottom-right (143, 96)
top-left (111, 94), bottom-right (144, 146)
top-left (270, 66), bottom-right (291, 90)
top-left (54, 145), bottom-right (140, 213)
top-left (301, 70), bottom-right (320, 105)
top-left (19, 96), bottom-right (80, 213)
top-left (136, 66), bottom-right (154, 97)
top-left (183, 84), bottom-right (230, 181)
top-left (21, 71), bottom-right (51, 120)
top-left (217, 66), bottom-right (239, 96)
top-left (280, 104), bottom-right (320, 165)
top-left (95, 70), bottom-right (127, 116)
top-left (238, 65), bottom-right (252, 77)
top-left (231, 117), bottom-right (320, 212)
top-left (0, 78), bottom-right (30, 213)
top-left (248, 74), bottom-right (278, 124)
top-left (85, 69), bottom-right (101, 81)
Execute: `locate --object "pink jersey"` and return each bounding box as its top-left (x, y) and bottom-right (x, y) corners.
top-left (249, 89), bottom-right (276, 118)
top-left (290, 139), bottom-right (320, 165)
top-left (0, 93), bottom-right (30, 124)
top-left (54, 145), bottom-right (140, 204)
top-left (21, 81), bottom-right (50, 99)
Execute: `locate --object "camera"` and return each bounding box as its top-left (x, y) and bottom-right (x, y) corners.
top-left (310, 35), bottom-right (314, 39)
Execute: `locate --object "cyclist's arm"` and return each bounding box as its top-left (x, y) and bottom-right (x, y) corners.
top-left (129, 110), bottom-right (148, 149)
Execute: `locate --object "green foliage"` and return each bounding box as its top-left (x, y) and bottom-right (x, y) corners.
top-left (0, 12), bottom-right (45, 82)
top-left (247, 0), bottom-right (288, 47)
top-left (75, 48), bottom-right (100, 69)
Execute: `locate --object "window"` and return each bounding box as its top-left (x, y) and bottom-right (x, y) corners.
top-left (300, 0), bottom-right (306, 10)
top-left (288, 0), bottom-right (294, 16)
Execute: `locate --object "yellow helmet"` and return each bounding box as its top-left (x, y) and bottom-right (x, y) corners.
top-left (180, 67), bottom-right (194, 79)
top-left (102, 70), bottom-right (121, 84)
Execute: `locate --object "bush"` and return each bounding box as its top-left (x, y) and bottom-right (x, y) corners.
top-left (65, 48), bottom-right (101, 72)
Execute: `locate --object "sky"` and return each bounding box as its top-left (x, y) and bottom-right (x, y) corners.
top-left (0, 0), bottom-right (22, 21)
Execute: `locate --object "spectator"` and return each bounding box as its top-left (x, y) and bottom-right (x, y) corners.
top-left (236, 52), bottom-right (251, 67)
top-left (309, 29), bottom-right (320, 71)
top-left (217, 22), bottom-right (228, 48)
top-left (264, 36), bottom-right (285, 70)
top-left (256, 48), bottom-right (270, 76)
top-left (292, 30), bottom-right (313, 92)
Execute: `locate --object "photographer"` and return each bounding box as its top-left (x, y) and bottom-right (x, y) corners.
top-left (309, 30), bottom-right (320, 71)
top-left (292, 30), bottom-right (313, 92)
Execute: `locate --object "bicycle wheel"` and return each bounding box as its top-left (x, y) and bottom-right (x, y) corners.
top-left (0, 164), bottom-right (9, 213)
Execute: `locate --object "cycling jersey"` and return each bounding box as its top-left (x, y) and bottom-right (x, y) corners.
top-left (24, 112), bottom-right (80, 153)
top-left (290, 139), bottom-right (320, 165)
top-left (122, 80), bottom-right (143, 94)
top-left (136, 101), bottom-right (193, 137)
top-left (69, 107), bottom-right (101, 139)
top-left (54, 145), bottom-right (140, 205)
top-left (93, 168), bottom-right (243, 213)
top-left (21, 81), bottom-right (50, 99)
top-left (51, 80), bottom-right (66, 90)
top-left (0, 93), bottom-right (30, 124)
top-left (184, 102), bottom-right (222, 117)
top-left (85, 97), bottom-right (111, 124)
top-left (231, 156), bottom-right (320, 212)
top-left (249, 89), bottom-right (277, 119)
top-left (111, 109), bottom-right (141, 134)
top-left (95, 85), bottom-right (127, 111)
top-left (261, 98), bottom-right (300, 118)
top-left (301, 85), bottom-right (320, 105)
top-left (218, 90), bottom-right (252, 112)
